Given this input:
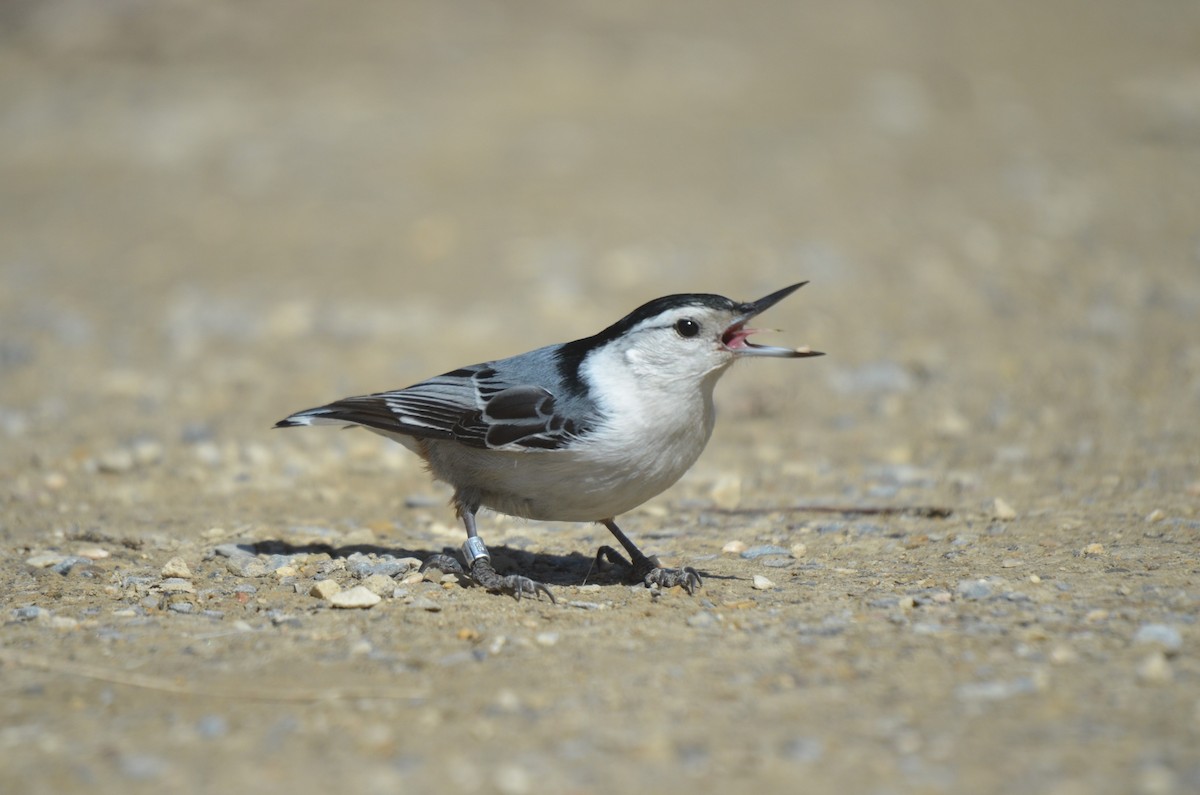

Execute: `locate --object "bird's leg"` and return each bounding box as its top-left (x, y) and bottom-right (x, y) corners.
top-left (422, 509), bottom-right (555, 603)
top-left (598, 519), bottom-right (702, 595)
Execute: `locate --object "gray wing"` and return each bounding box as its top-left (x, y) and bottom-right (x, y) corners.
top-left (276, 363), bottom-right (588, 451)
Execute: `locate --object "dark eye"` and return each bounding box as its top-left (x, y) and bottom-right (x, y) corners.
top-left (674, 318), bottom-right (700, 338)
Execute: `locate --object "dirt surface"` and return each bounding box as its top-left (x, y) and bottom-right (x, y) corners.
top-left (2, 2), bottom-right (1199, 793)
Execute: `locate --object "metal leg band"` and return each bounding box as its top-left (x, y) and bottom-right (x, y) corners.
top-left (462, 536), bottom-right (491, 567)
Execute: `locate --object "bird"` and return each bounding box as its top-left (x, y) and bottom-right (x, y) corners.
top-left (275, 282), bottom-right (822, 602)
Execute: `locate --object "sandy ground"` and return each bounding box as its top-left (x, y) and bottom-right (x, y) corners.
top-left (2, 1), bottom-right (1199, 793)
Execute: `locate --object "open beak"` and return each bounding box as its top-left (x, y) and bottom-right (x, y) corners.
top-left (721, 281), bottom-right (824, 358)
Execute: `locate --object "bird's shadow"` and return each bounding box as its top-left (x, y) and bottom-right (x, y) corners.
top-left (220, 539), bottom-right (716, 589)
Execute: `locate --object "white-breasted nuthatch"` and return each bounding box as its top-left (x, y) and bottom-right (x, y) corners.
top-left (276, 282), bottom-right (822, 602)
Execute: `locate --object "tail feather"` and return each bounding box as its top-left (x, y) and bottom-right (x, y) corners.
top-left (274, 397), bottom-right (452, 440)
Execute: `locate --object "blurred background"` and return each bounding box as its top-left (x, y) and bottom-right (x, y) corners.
top-left (2, 0), bottom-right (1196, 469)
top-left (1, 1), bottom-right (1198, 793)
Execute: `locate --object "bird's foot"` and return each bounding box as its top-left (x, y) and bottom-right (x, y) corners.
top-left (469, 557), bottom-right (555, 603)
top-left (593, 545), bottom-right (703, 595)
top-left (421, 542), bottom-right (555, 603)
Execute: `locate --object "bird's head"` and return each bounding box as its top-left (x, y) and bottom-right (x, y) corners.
top-left (576, 282), bottom-right (823, 388)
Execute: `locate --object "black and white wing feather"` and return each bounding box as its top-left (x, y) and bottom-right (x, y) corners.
top-left (275, 364), bottom-right (588, 451)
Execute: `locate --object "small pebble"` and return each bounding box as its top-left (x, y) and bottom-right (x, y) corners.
top-left (97, 448), bottom-right (135, 474)
top-left (1144, 509), bottom-right (1165, 523)
top-left (213, 544), bottom-right (254, 559)
top-left (1049, 645), bottom-right (1079, 665)
top-left (1136, 652), bottom-right (1172, 685)
top-left (77, 547), bottom-right (110, 560)
top-left (168, 602), bottom-right (194, 614)
top-left (1000, 558), bottom-right (1022, 568)
top-left (741, 545), bottom-right (791, 560)
top-left (225, 558), bottom-right (268, 578)
top-left (1082, 543), bottom-right (1106, 557)
top-left (408, 596), bottom-right (441, 611)
top-left (196, 715), bottom-right (229, 739)
top-left (157, 578), bottom-right (195, 594)
top-left (752, 575), bottom-right (775, 590)
top-left (782, 736), bottom-right (824, 763)
top-left (309, 580), bottom-right (342, 600)
top-left (161, 557), bottom-right (193, 579)
top-left (992, 497), bottom-right (1017, 520)
top-left (790, 543), bottom-right (807, 558)
top-left (329, 586), bottom-right (381, 609)
top-left (13, 606), bottom-right (47, 621)
top-left (25, 553), bottom-right (65, 568)
top-left (535, 632), bottom-right (560, 647)
top-left (955, 578), bottom-right (995, 601)
top-left (52, 556), bottom-right (92, 576)
top-left (361, 574), bottom-right (397, 597)
top-left (955, 676), bottom-right (1038, 701)
top-left (118, 753), bottom-right (168, 780)
top-left (709, 475), bottom-right (742, 510)
top-left (131, 439), bottom-right (164, 467)
top-left (1132, 624), bottom-right (1183, 655)
top-left (722, 540), bottom-right (748, 554)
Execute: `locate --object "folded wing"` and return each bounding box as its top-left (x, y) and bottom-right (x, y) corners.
top-left (275, 364), bottom-right (587, 451)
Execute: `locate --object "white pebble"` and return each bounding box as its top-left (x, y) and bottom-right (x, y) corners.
top-left (329, 585), bottom-right (382, 609)
top-left (160, 557), bottom-right (192, 579)
top-left (361, 574), bottom-right (397, 597)
top-left (1133, 624), bottom-right (1183, 655)
top-left (408, 596), bottom-right (441, 611)
top-left (77, 547), bottom-right (110, 560)
top-left (309, 580), bottom-right (342, 600)
top-left (1136, 652), bottom-right (1172, 685)
top-left (722, 540), bottom-right (748, 554)
top-left (25, 553), bottom-right (65, 568)
top-left (752, 575), bottom-right (775, 590)
top-left (535, 632), bottom-right (560, 647)
top-left (709, 475), bottom-right (742, 510)
top-left (97, 448), bottom-right (135, 474)
top-left (992, 497), bottom-right (1017, 520)
top-left (131, 439), bottom-right (164, 467)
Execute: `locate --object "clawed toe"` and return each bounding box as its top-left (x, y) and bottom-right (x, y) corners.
top-left (502, 574), bottom-right (556, 603)
top-left (471, 558), bottom-right (556, 604)
top-left (644, 566), bottom-right (702, 595)
top-left (419, 553), bottom-right (466, 576)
